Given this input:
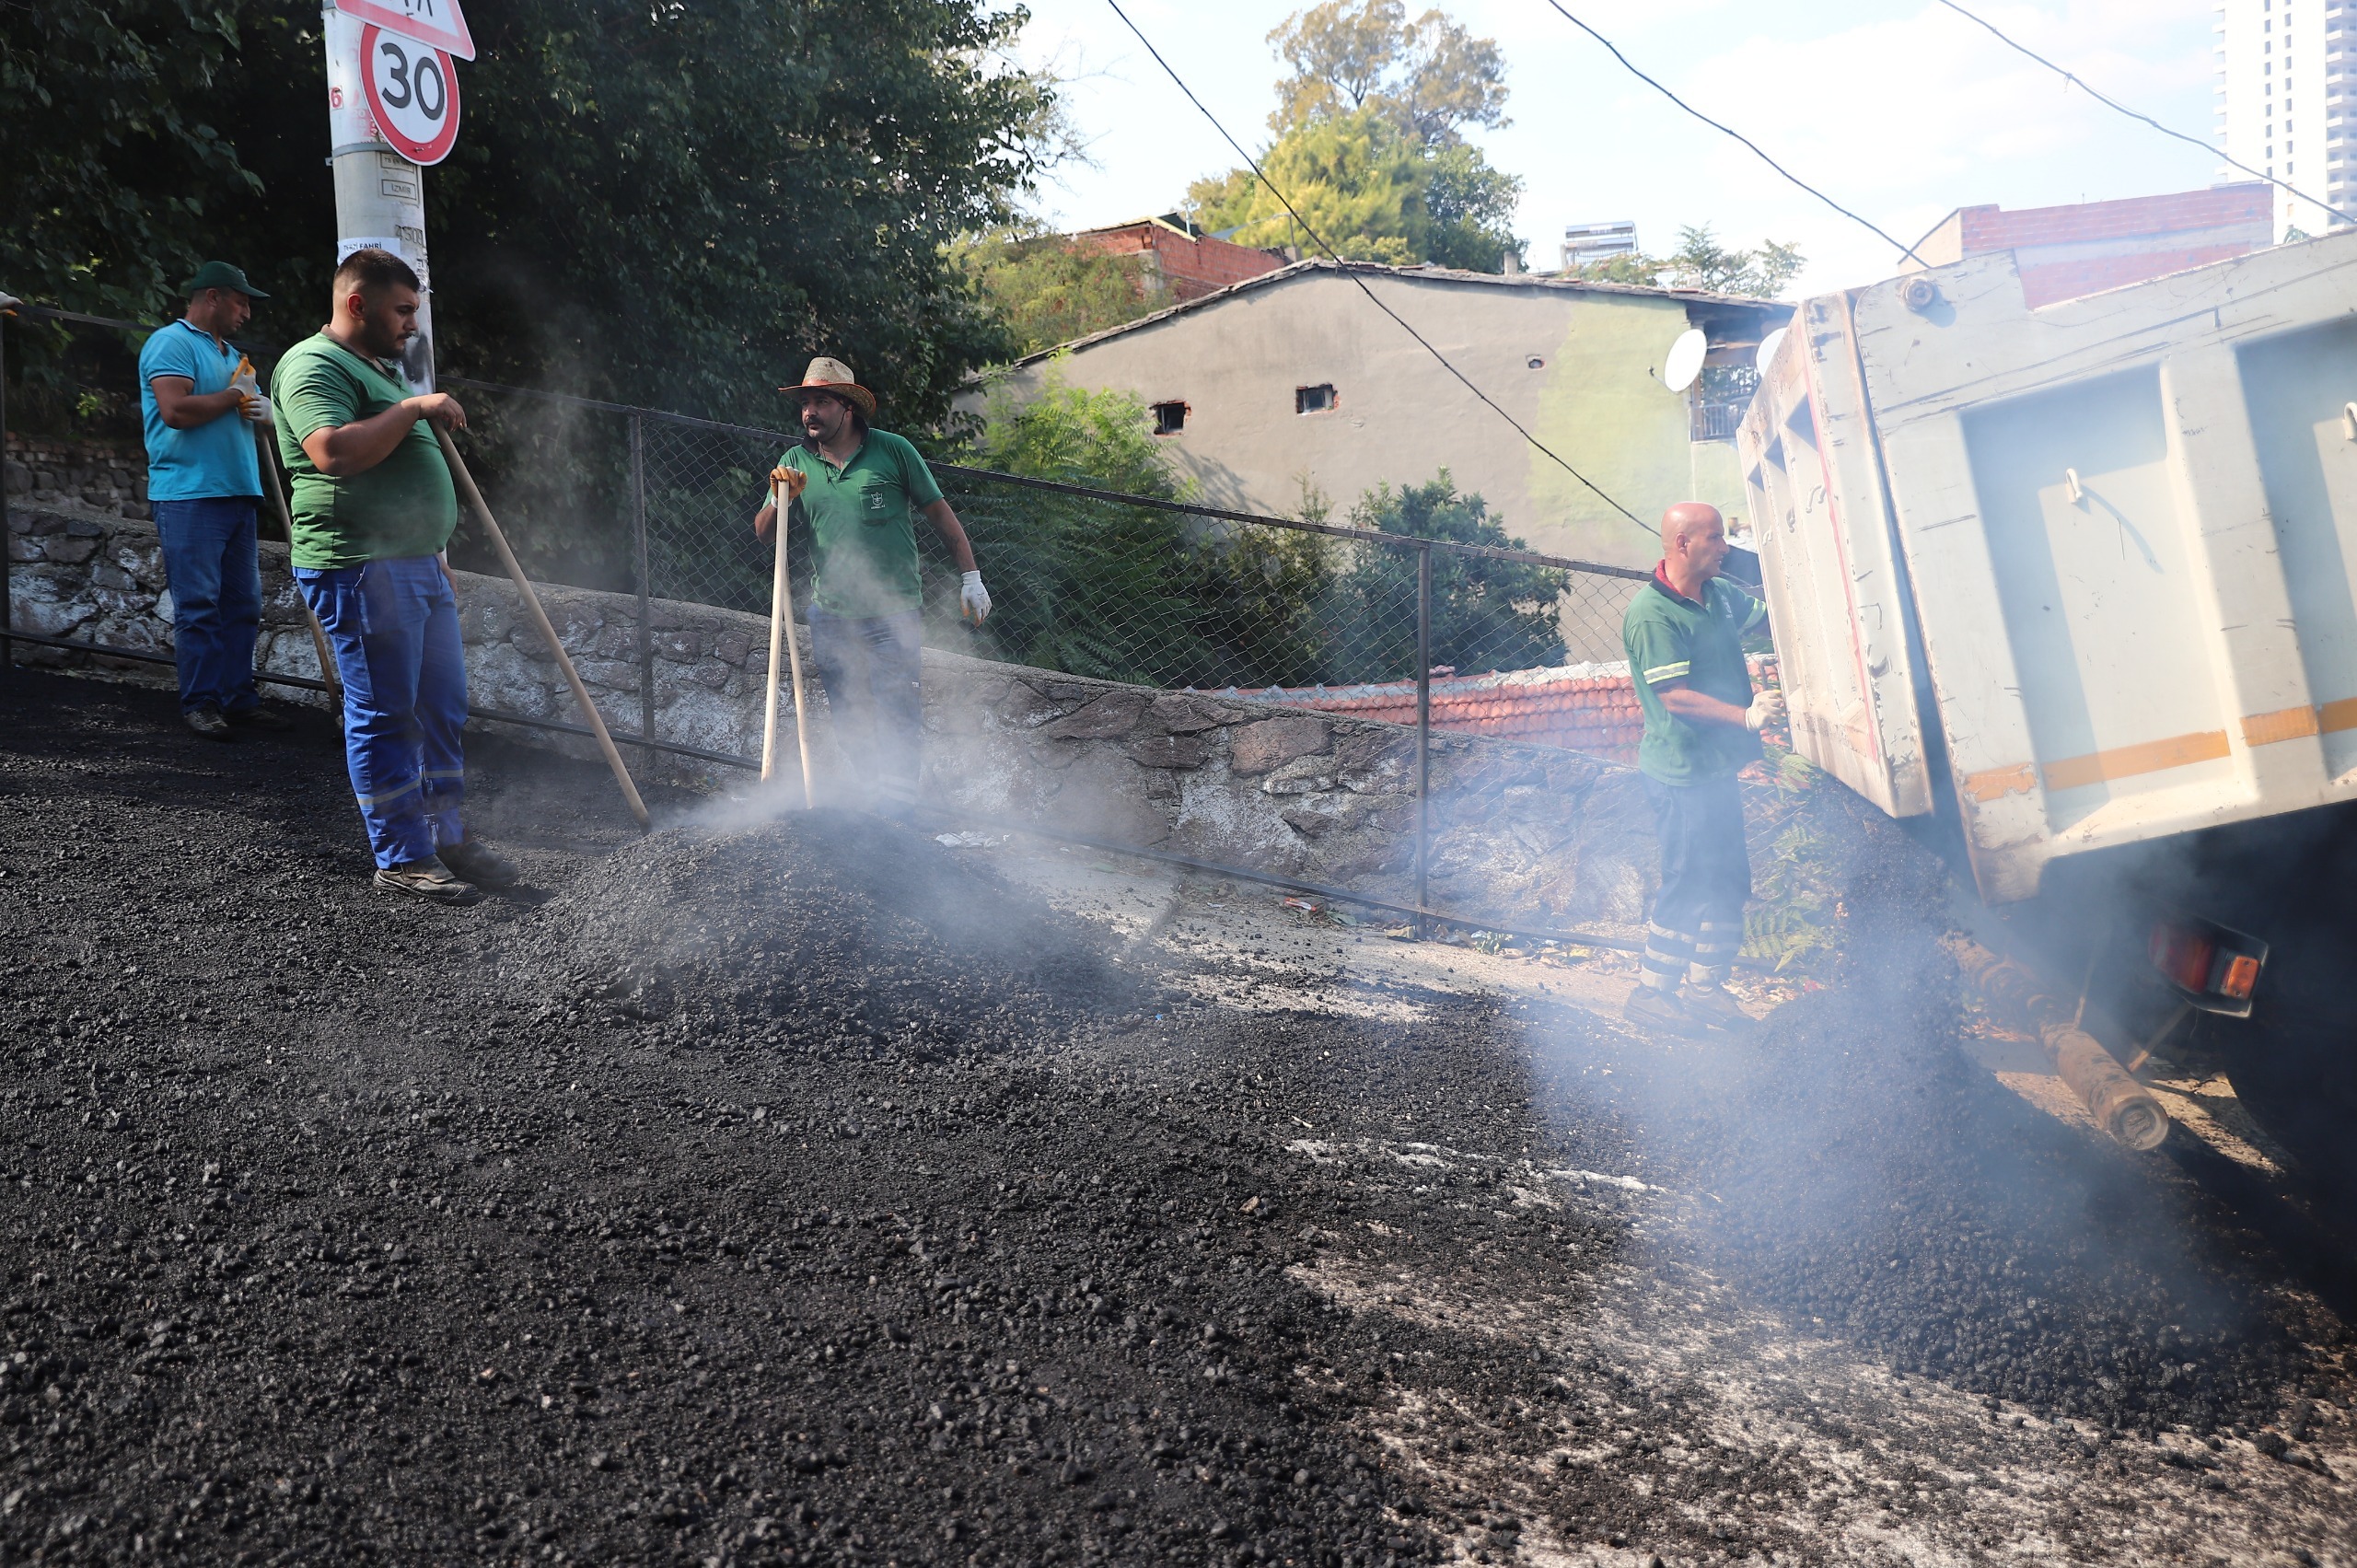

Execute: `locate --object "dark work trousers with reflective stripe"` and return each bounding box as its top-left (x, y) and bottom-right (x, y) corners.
top-left (1640, 773), bottom-right (1752, 990)
top-left (296, 556), bottom-right (469, 869)
top-left (807, 606), bottom-right (924, 810)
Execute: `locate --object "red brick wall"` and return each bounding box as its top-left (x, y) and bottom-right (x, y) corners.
top-left (1076, 225), bottom-right (1285, 302)
top-left (2018, 244), bottom-right (2259, 308)
top-left (1958, 186), bottom-right (2272, 252)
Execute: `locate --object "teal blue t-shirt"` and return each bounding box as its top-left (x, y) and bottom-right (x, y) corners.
top-left (138, 319), bottom-right (261, 501)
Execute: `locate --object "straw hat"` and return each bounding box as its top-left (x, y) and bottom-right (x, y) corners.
top-left (779, 356), bottom-right (876, 418)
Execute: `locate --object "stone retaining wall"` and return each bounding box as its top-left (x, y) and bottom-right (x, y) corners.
top-left (5, 434), bottom-right (152, 520)
top-left (6, 499), bottom-right (1660, 925)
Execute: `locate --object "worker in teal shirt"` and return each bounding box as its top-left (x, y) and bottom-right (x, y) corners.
top-left (138, 261), bottom-right (292, 739)
top-left (752, 357), bottom-right (991, 814)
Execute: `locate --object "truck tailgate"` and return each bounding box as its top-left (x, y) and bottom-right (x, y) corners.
top-left (1795, 232), bottom-right (2357, 902)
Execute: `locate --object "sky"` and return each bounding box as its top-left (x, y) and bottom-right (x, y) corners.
top-left (1004, 0), bottom-right (2224, 297)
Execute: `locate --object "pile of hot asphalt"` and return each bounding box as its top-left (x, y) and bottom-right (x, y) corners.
top-left (2, 671), bottom-right (2347, 1566)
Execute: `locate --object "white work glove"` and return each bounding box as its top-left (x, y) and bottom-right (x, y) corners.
top-left (1744, 690), bottom-right (1787, 733)
top-left (230, 354), bottom-right (263, 420)
top-left (959, 570), bottom-right (992, 626)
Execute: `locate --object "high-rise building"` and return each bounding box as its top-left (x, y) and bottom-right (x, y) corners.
top-left (1560, 221), bottom-right (1639, 272)
top-left (2216, 0), bottom-right (2354, 238)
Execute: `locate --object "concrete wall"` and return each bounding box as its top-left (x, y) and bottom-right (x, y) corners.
top-left (961, 264), bottom-right (1786, 572)
top-left (7, 499), bottom-right (1666, 928)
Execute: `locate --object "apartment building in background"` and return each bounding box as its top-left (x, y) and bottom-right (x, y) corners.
top-left (1559, 221), bottom-right (1639, 272)
top-left (2217, 0), bottom-right (2355, 238)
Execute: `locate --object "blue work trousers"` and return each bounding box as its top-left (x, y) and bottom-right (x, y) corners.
top-left (151, 497), bottom-right (261, 714)
top-left (296, 556), bottom-right (469, 868)
top-left (807, 607), bottom-right (924, 808)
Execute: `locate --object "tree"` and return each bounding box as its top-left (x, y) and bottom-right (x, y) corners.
top-left (1, 0), bottom-right (1054, 424)
top-left (1188, 1), bottom-right (1523, 273)
top-left (958, 233), bottom-right (1169, 359)
top-left (1322, 475), bottom-right (1564, 680)
top-left (1267, 0), bottom-right (1508, 146)
top-left (1569, 225), bottom-right (1805, 298)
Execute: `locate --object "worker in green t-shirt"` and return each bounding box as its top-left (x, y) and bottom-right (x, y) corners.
top-left (1620, 501), bottom-right (1783, 1038)
top-left (752, 358), bottom-right (991, 813)
top-left (272, 247), bottom-right (517, 905)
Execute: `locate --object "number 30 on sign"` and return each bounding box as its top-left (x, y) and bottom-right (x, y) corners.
top-left (361, 23), bottom-right (459, 166)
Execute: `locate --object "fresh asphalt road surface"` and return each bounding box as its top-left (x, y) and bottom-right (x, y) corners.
top-left (2, 668), bottom-right (2350, 1566)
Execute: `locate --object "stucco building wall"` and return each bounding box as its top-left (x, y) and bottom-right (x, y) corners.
top-left (961, 262), bottom-right (1787, 572)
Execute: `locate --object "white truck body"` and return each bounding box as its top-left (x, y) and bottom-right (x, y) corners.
top-left (1741, 232), bottom-right (2357, 903)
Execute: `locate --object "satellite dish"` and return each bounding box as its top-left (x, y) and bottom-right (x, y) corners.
top-left (1755, 328), bottom-right (1787, 377)
top-left (1663, 328), bottom-right (1708, 393)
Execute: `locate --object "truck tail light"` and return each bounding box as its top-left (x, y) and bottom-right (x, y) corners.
top-left (2149, 923), bottom-right (2215, 993)
top-left (2149, 917), bottom-right (2268, 1015)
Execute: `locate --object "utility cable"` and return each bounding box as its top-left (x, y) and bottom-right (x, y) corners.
top-left (1536, 0), bottom-right (1927, 267)
top-left (1930, 0), bottom-right (2355, 228)
top-left (1102, 0), bottom-right (1651, 534)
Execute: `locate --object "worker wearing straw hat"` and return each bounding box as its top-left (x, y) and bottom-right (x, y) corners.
top-left (753, 357), bottom-right (991, 816)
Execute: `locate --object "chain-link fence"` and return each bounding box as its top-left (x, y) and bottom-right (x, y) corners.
top-left (6, 303), bottom-right (1686, 934)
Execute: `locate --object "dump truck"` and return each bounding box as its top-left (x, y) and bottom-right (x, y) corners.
top-left (1739, 230), bottom-right (2357, 1191)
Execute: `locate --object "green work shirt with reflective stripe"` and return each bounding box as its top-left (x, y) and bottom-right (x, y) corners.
top-left (271, 333), bottom-right (458, 569)
top-left (1623, 569), bottom-right (1768, 784)
top-left (774, 429), bottom-right (945, 618)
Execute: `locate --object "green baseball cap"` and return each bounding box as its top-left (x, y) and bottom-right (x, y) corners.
top-left (182, 261), bottom-right (268, 299)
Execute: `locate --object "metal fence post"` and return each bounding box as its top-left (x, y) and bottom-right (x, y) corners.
top-left (630, 412), bottom-right (653, 756)
top-left (1414, 541), bottom-right (1432, 937)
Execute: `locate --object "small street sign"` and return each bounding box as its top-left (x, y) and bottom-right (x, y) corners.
top-left (361, 24), bottom-right (460, 167)
top-left (337, 0), bottom-right (473, 63)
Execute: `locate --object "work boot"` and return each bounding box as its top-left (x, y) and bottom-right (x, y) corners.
top-left (1622, 984), bottom-right (1707, 1039)
top-left (438, 837), bottom-right (519, 891)
top-left (183, 704), bottom-right (235, 741)
top-left (373, 855), bottom-right (480, 905)
top-left (1680, 983), bottom-right (1758, 1034)
top-left (226, 703), bottom-right (295, 733)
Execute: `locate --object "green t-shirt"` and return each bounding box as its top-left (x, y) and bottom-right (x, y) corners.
top-left (775, 428), bottom-right (945, 618)
top-left (272, 333), bottom-right (459, 569)
top-left (1623, 569), bottom-right (1768, 784)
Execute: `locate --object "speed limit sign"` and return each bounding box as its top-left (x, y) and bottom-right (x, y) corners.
top-left (360, 23), bottom-right (460, 166)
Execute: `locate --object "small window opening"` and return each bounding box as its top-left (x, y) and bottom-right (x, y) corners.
top-left (1151, 401), bottom-right (1188, 436)
top-left (1295, 383), bottom-right (1336, 414)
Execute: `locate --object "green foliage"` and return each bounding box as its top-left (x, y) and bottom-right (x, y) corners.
top-left (1568, 225), bottom-right (1805, 299)
top-left (2, 0), bottom-right (1050, 417)
top-left (958, 234), bottom-right (1169, 359)
top-left (1267, 0), bottom-right (1509, 145)
top-left (1743, 820), bottom-right (1840, 972)
top-left (1321, 475), bottom-right (1565, 680)
top-left (1188, 2), bottom-right (1523, 272)
top-left (3, 0), bottom-right (1061, 584)
top-left (950, 368), bottom-right (1212, 683)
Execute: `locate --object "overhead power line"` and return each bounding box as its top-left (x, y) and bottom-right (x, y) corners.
top-left (1930, 0), bottom-right (2356, 228)
top-left (1536, 1), bottom-right (1927, 267)
top-left (1101, 0), bottom-right (1650, 535)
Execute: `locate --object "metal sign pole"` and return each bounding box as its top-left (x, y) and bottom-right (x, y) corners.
top-left (323, 4), bottom-right (435, 391)
top-left (1415, 542), bottom-right (1433, 937)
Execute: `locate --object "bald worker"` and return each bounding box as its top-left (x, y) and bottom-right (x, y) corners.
top-left (1620, 502), bottom-right (1784, 1036)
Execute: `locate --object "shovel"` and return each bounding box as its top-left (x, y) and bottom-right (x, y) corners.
top-left (761, 471), bottom-right (817, 807)
top-left (435, 425), bottom-right (651, 830)
top-left (252, 426), bottom-right (344, 713)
